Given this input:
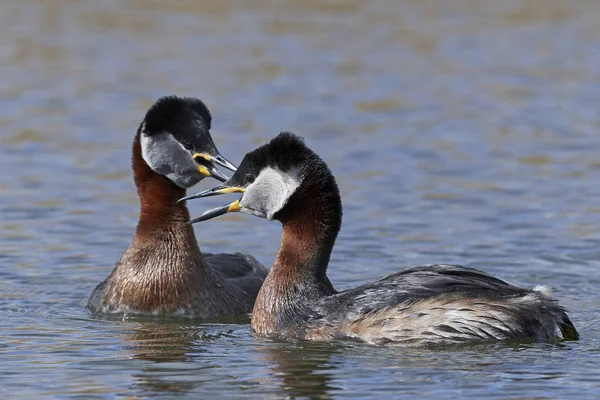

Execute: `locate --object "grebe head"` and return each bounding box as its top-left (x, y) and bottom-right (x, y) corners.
top-left (139, 96), bottom-right (237, 188)
top-left (181, 132), bottom-right (341, 229)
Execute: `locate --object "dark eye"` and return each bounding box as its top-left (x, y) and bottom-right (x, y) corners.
top-left (245, 174), bottom-right (255, 184)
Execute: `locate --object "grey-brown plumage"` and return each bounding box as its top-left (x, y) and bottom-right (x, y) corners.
top-left (273, 264), bottom-right (579, 346)
top-left (87, 233), bottom-right (267, 318)
top-left (186, 132), bottom-right (579, 345)
top-left (87, 96), bottom-right (267, 318)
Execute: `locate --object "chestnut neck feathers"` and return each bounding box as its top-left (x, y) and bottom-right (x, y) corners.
top-left (130, 128), bottom-right (205, 268)
top-left (272, 160), bottom-right (341, 283)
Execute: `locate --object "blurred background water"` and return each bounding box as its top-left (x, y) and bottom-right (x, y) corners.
top-left (1, 0), bottom-right (599, 398)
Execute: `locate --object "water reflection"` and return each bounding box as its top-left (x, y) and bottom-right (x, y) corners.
top-left (127, 322), bottom-right (197, 362)
top-left (258, 340), bottom-right (341, 399)
top-left (125, 321), bottom-right (238, 395)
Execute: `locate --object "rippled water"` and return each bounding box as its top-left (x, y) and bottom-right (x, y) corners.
top-left (1, 0), bottom-right (600, 398)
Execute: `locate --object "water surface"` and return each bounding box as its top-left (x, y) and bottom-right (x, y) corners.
top-left (1, 0), bottom-right (599, 398)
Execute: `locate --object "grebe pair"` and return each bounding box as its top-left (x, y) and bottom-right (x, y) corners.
top-left (88, 97), bottom-right (578, 346)
top-left (87, 96), bottom-right (267, 318)
top-left (182, 132), bottom-right (579, 346)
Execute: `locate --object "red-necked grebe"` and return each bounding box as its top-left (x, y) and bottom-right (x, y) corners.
top-left (182, 132), bottom-right (579, 345)
top-left (87, 96), bottom-right (267, 318)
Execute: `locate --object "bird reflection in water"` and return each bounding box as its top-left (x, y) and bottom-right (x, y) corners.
top-left (123, 319), bottom-right (241, 395)
top-left (256, 339), bottom-right (343, 399)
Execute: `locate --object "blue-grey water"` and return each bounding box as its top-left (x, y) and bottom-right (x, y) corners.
top-left (1, 1), bottom-right (599, 398)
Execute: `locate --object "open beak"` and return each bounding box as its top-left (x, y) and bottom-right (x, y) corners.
top-left (193, 153), bottom-right (237, 182)
top-left (193, 153), bottom-right (237, 172)
top-left (178, 185), bottom-right (245, 224)
top-left (212, 154), bottom-right (238, 172)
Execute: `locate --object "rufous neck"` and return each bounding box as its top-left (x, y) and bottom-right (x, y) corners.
top-left (270, 219), bottom-right (336, 286)
top-left (269, 172), bottom-right (342, 285)
top-left (251, 217), bottom-right (337, 334)
top-left (260, 192), bottom-right (341, 305)
top-left (131, 130), bottom-right (194, 236)
top-left (251, 176), bottom-right (341, 334)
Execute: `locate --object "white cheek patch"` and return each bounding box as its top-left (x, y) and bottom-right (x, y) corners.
top-left (240, 166), bottom-right (302, 219)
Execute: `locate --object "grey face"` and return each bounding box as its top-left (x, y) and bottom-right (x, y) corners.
top-left (141, 132), bottom-right (205, 188)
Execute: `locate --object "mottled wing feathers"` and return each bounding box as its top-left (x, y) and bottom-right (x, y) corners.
top-left (323, 264), bottom-right (528, 315)
top-left (313, 264), bottom-right (575, 345)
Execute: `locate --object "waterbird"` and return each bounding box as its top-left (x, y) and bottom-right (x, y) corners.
top-left (87, 96), bottom-right (267, 318)
top-left (181, 132), bottom-right (579, 346)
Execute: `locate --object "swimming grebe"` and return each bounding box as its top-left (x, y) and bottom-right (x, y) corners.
top-left (182, 132), bottom-right (579, 345)
top-left (87, 96), bottom-right (267, 318)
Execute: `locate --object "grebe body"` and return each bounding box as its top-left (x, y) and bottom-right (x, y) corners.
top-left (184, 133), bottom-right (578, 345)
